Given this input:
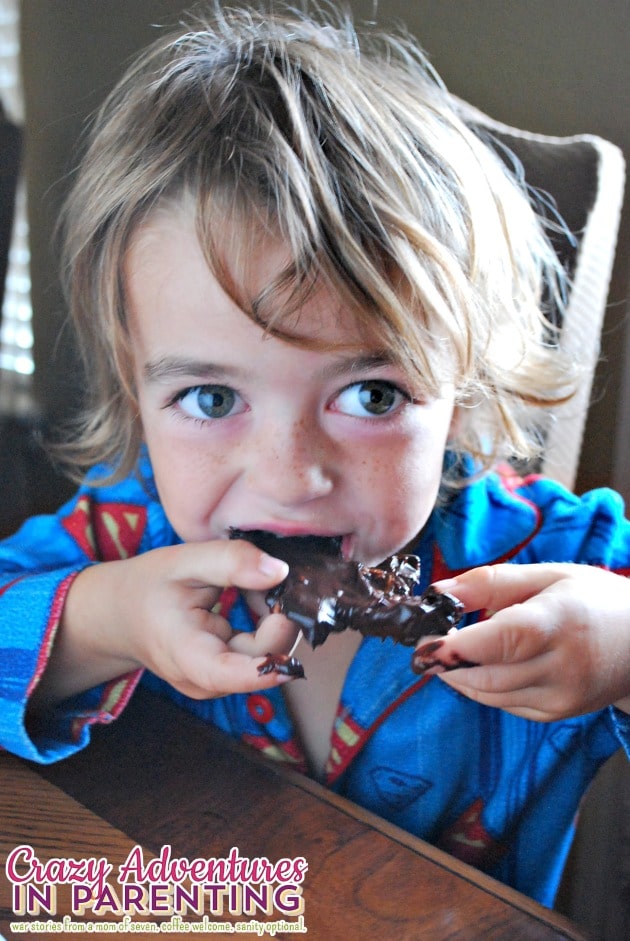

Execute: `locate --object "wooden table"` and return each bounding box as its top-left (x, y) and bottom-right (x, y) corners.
top-left (1, 688), bottom-right (589, 941)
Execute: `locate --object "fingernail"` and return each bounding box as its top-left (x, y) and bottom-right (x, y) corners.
top-left (258, 554), bottom-right (289, 578)
top-left (430, 578), bottom-right (458, 592)
top-left (412, 639), bottom-right (444, 674)
top-left (412, 654), bottom-right (443, 675)
top-left (412, 645), bottom-right (479, 675)
top-left (257, 653), bottom-right (305, 680)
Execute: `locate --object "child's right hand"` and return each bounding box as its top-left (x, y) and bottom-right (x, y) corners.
top-left (31, 539), bottom-right (297, 708)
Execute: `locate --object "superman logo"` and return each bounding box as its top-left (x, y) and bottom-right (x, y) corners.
top-left (438, 798), bottom-right (507, 870)
top-left (241, 732), bottom-right (307, 773)
top-left (62, 497), bottom-right (147, 561)
top-left (368, 765), bottom-right (432, 811)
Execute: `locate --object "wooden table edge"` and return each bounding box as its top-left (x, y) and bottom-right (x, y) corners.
top-left (14, 688), bottom-right (590, 940)
top-left (220, 732), bottom-right (588, 940)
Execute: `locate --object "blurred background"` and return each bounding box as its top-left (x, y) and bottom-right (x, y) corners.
top-left (1, 3), bottom-right (629, 937)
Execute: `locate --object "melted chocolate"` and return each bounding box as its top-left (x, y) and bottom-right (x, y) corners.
top-left (230, 529), bottom-right (463, 650)
top-left (257, 652), bottom-right (305, 679)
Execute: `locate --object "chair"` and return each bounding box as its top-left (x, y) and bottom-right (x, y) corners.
top-left (461, 101), bottom-right (626, 492)
top-left (461, 106), bottom-right (629, 940)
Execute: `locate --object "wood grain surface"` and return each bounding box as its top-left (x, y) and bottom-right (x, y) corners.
top-left (1, 688), bottom-right (591, 940)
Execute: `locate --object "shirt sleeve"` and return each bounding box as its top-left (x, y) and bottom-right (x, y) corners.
top-left (0, 460), bottom-right (165, 762)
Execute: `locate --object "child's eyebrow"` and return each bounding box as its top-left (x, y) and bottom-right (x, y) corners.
top-left (142, 351), bottom-right (395, 385)
top-left (142, 357), bottom-right (235, 383)
top-left (320, 352), bottom-right (395, 379)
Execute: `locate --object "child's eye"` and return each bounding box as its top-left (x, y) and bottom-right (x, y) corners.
top-left (332, 380), bottom-right (408, 417)
top-left (173, 385), bottom-right (245, 420)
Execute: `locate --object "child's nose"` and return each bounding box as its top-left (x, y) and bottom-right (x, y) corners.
top-left (249, 418), bottom-right (335, 506)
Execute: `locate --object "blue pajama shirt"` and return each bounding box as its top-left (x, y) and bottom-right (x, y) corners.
top-left (2, 451), bottom-right (630, 906)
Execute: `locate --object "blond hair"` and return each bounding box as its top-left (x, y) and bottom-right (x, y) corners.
top-left (59, 2), bottom-right (576, 484)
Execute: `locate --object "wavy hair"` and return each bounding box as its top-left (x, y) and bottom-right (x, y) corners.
top-left (58, 2), bottom-right (578, 483)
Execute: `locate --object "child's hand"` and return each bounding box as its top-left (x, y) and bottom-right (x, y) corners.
top-left (34, 539), bottom-right (298, 707)
top-left (413, 563), bottom-right (630, 721)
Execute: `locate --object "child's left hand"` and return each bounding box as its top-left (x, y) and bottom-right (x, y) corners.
top-left (413, 563), bottom-right (630, 721)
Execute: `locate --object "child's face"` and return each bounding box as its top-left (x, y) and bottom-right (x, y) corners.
top-left (125, 208), bottom-right (455, 566)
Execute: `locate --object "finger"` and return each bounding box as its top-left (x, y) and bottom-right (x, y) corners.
top-left (431, 563), bottom-right (573, 615)
top-left (228, 612), bottom-right (300, 657)
top-left (196, 609), bottom-right (234, 644)
top-left (439, 671), bottom-right (557, 721)
top-left (414, 600), bottom-right (553, 670)
top-left (168, 539), bottom-right (289, 591)
top-left (175, 638), bottom-right (296, 697)
top-left (439, 648), bottom-right (553, 694)
top-left (439, 659), bottom-right (572, 722)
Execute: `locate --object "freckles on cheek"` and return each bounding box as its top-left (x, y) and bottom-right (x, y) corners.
top-left (148, 438), bottom-right (235, 540)
top-left (392, 449), bottom-right (443, 514)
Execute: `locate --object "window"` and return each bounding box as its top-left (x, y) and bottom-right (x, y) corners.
top-left (0, 0), bottom-right (33, 415)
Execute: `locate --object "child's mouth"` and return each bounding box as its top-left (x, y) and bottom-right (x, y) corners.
top-left (228, 527), bottom-right (343, 562)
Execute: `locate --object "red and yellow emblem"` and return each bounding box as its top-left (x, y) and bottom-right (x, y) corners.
top-left (62, 497), bottom-right (147, 561)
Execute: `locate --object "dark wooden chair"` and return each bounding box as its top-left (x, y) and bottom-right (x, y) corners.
top-left (460, 106), bottom-right (628, 940)
top-left (462, 102), bottom-right (626, 492)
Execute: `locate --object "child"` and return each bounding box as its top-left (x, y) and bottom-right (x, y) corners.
top-left (2, 3), bottom-right (630, 909)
